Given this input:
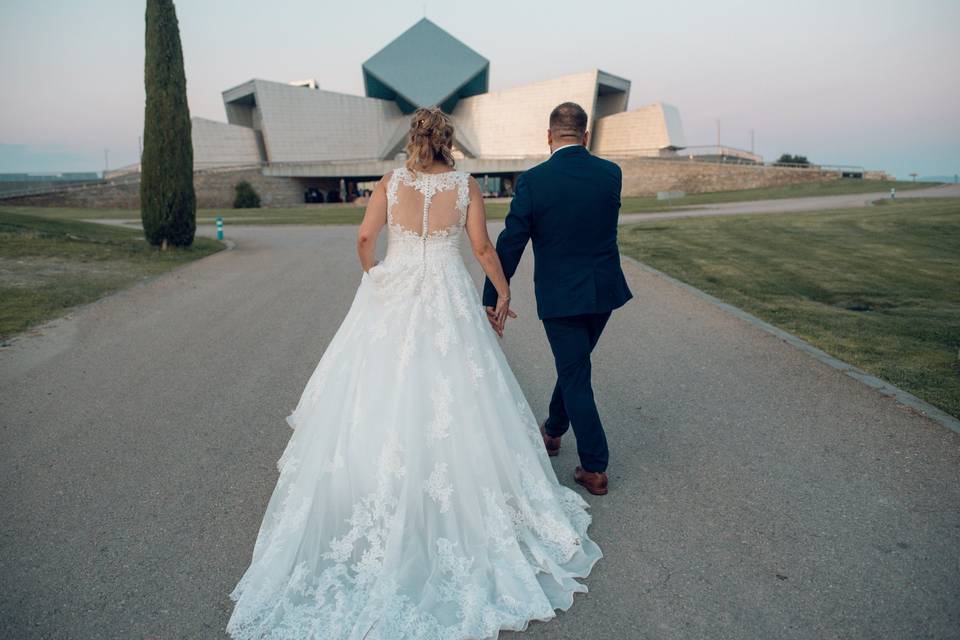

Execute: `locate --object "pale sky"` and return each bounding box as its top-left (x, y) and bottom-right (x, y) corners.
top-left (1, 0), bottom-right (957, 179)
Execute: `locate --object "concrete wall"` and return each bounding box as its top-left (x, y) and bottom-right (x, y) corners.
top-left (610, 157), bottom-right (840, 195)
top-left (592, 103), bottom-right (686, 156)
top-left (251, 79), bottom-right (406, 163)
top-left (452, 71), bottom-right (600, 158)
top-left (192, 117), bottom-right (264, 168)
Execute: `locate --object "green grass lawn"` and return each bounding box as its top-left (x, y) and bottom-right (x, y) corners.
top-left (0, 209), bottom-right (226, 341)
top-left (1, 202), bottom-right (512, 225)
top-left (618, 197), bottom-right (960, 419)
top-left (0, 204), bottom-right (368, 224)
top-left (3, 178), bottom-right (939, 226)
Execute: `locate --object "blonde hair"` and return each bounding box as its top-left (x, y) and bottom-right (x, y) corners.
top-left (404, 106), bottom-right (455, 173)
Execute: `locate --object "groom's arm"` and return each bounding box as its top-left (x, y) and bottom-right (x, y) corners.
top-left (482, 173), bottom-right (533, 307)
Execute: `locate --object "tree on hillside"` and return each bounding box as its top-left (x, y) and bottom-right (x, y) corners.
top-left (775, 153), bottom-right (811, 166)
top-left (140, 0), bottom-right (196, 249)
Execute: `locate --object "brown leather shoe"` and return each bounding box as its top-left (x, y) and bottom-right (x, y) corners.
top-left (539, 421), bottom-right (561, 457)
top-left (574, 466), bottom-right (609, 495)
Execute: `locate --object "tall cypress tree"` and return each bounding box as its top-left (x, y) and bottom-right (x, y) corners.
top-left (140, 0), bottom-right (196, 248)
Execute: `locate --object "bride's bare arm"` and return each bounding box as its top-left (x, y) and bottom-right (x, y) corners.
top-left (465, 176), bottom-right (515, 332)
top-left (357, 173), bottom-right (389, 272)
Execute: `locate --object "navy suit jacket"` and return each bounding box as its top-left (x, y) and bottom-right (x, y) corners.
top-left (482, 144), bottom-right (633, 319)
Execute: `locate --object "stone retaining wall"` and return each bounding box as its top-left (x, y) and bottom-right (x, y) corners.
top-left (0, 167), bottom-right (309, 209)
top-left (2, 160), bottom-right (848, 209)
top-left (611, 157), bottom-right (841, 195)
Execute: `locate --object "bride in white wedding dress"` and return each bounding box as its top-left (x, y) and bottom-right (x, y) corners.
top-left (226, 107), bottom-right (603, 639)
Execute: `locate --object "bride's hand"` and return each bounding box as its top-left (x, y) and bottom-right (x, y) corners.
top-left (494, 291), bottom-right (517, 331)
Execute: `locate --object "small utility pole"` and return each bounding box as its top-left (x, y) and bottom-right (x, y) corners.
top-left (716, 119), bottom-right (721, 163)
top-left (750, 129), bottom-right (755, 154)
top-left (103, 148), bottom-right (109, 174)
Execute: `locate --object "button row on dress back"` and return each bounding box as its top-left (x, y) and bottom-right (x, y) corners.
top-left (421, 181), bottom-right (431, 239)
top-left (417, 172), bottom-right (439, 240)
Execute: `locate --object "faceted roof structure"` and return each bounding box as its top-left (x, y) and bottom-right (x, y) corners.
top-left (362, 18), bottom-right (489, 114)
top-left (196, 18), bottom-right (689, 174)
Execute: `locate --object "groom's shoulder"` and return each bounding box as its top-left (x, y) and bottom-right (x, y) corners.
top-left (521, 150), bottom-right (622, 185)
top-left (520, 160), bottom-right (549, 181)
top-left (587, 153), bottom-right (623, 181)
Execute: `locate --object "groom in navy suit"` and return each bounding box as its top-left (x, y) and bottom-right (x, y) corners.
top-left (482, 102), bottom-right (633, 496)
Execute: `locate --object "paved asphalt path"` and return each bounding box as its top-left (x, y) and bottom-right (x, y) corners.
top-left (2, 205), bottom-right (959, 638)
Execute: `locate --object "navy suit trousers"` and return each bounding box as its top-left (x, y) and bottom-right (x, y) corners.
top-left (541, 311), bottom-right (612, 473)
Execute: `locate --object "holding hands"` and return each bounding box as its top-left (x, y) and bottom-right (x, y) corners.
top-left (485, 290), bottom-right (517, 337)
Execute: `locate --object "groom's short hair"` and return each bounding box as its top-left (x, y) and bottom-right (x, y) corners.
top-left (549, 102), bottom-right (588, 138)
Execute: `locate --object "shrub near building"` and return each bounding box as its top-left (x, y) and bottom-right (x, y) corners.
top-left (233, 180), bottom-right (261, 208)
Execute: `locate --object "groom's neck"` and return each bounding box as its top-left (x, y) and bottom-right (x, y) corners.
top-left (550, 138), bottom-right (582, 153)
top-left (551, 143), bottom-right (582, 153)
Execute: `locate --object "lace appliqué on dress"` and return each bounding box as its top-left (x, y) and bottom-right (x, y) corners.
top-left (228, 164), bottom-right (602, 640)
top-left (424, 462), bottom-right (453, 513)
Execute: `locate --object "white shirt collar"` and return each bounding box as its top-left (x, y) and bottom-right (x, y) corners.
top-left (551, 143), bottom-right (582, 155)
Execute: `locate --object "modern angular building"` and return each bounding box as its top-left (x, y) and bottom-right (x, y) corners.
top-left (191, 17), bottom-right (687, 200)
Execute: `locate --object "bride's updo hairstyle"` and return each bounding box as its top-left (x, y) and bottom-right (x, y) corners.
top-left (404, 106), bottom-right (455, 173)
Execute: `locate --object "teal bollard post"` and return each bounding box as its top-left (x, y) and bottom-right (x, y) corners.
top-left (216, 216), bottom-right (224, 240)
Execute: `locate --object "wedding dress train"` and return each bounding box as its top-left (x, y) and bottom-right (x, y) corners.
top-left (226, 167), bottom-right (603, 639)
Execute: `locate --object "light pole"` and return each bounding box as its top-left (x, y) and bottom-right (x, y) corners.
top-left (716, 119), bottom-right (721, 163)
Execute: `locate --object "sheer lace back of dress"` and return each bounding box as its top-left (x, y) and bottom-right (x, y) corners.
top-left (386, 168), bottom-right (470, 239)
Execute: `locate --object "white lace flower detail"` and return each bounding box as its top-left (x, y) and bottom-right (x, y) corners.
top-left (482, 488), bottom-right (515, 552)
top-left (424, 462), bottom-right (453, 513)
top-left (381, 432), bottom-right (406, 479)
top-left (485, 347), bottom-right (509, 395)
top-left (436, 537), bottom-right (472, 577)
top-left (428, 375), bottom-right (453, 442)
top-left (464, 345), bottom-right (485, 389)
